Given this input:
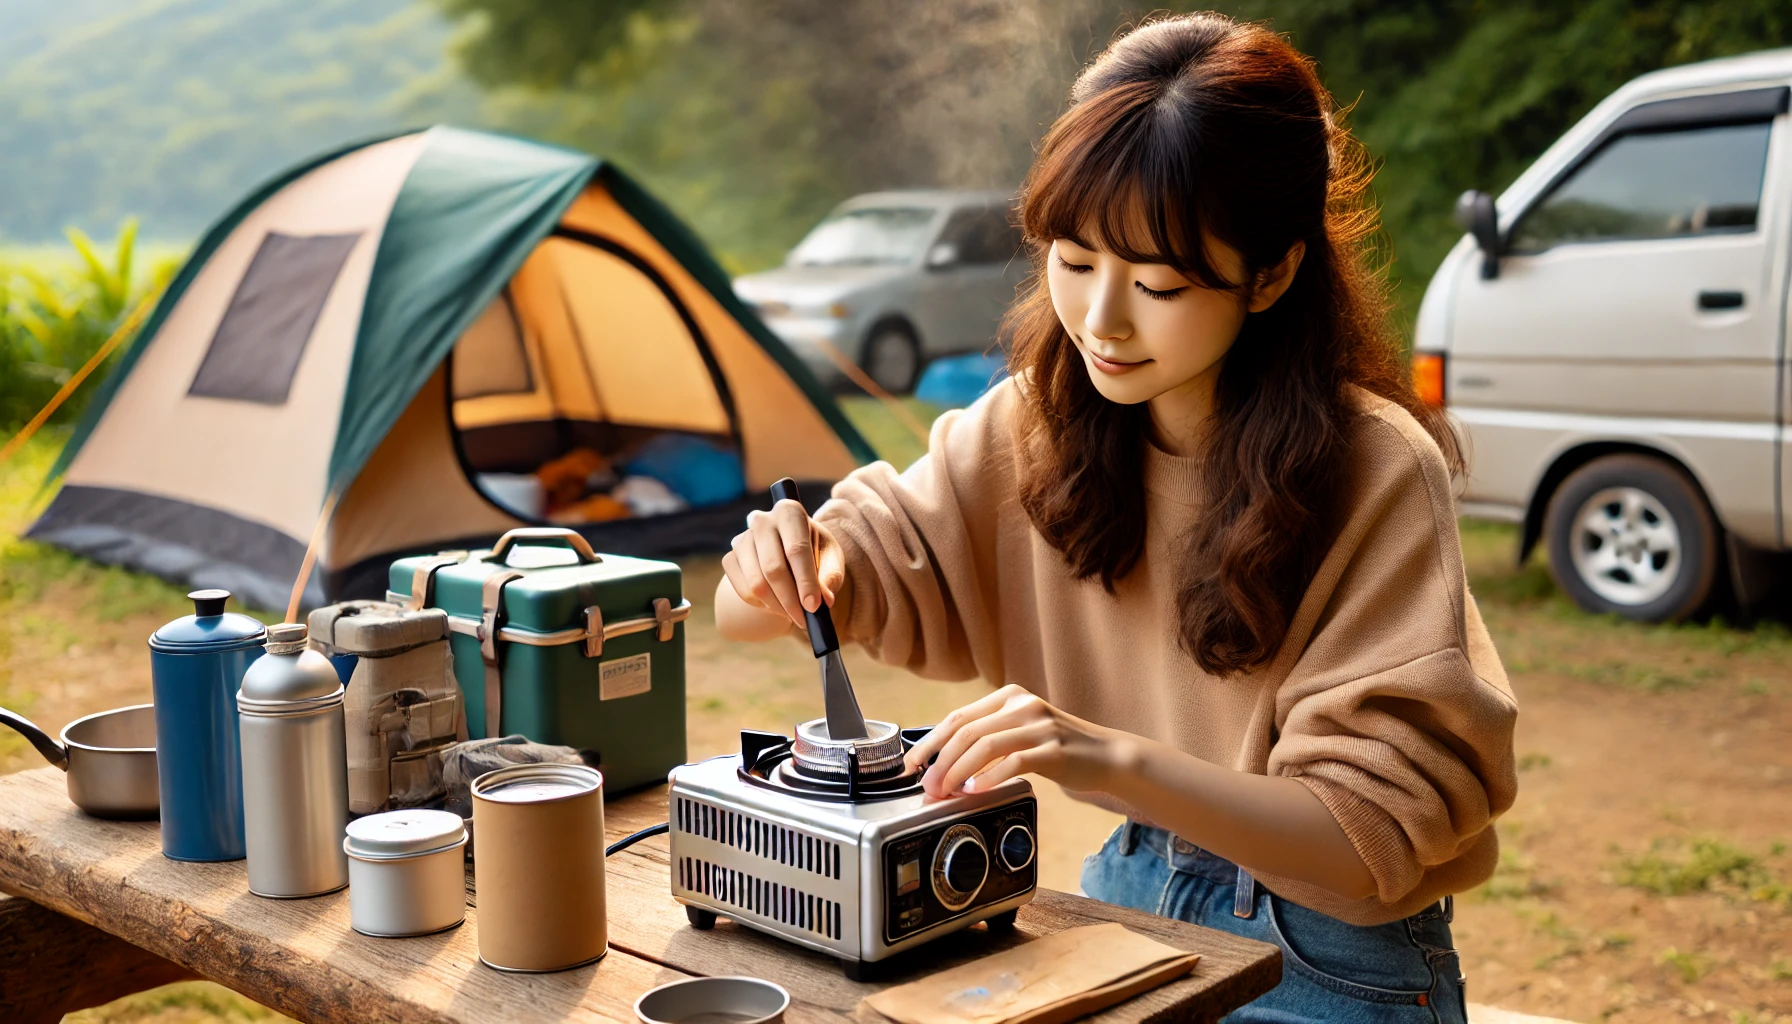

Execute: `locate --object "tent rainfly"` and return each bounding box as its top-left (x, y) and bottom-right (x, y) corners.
top-left (28, 127), bottom-right (874, 611)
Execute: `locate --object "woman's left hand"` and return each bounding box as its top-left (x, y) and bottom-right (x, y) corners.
top-left (903, 684), bottom-right (1131, 799)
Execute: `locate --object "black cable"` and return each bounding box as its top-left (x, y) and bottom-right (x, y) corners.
top-left (606, 821), bottom-right (669, 857)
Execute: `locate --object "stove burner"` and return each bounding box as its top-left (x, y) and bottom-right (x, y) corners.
top-left (793, 719), bottom-right (905, 776)
top-left (737, 720), bottom-right (934, 803)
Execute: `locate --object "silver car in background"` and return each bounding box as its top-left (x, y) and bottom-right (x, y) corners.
top-left (732, 190), bottom-right (1026, 393)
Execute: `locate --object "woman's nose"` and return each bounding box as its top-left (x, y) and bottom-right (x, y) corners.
top-left (1085, 281), bottom-right (1131, 342)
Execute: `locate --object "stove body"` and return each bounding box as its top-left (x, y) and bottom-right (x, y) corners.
top-left (668, 725), bottom-right (1037, 970)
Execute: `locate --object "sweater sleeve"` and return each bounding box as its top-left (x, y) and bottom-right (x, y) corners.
top-left (1264, 408), bottom-right (1519, 909)
top-left (812, 383), bottom-right (1017, 682)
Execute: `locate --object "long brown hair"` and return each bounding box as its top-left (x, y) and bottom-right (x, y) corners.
top-left (1009, 12), bottom-right (1460, 676)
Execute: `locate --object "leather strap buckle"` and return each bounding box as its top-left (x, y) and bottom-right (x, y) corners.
top-left (584, 605), bottom-right (604, 658)
top-left (406, 551), bottom-right (468, 611)
top-left (477, 569), bottom-right (525, 738)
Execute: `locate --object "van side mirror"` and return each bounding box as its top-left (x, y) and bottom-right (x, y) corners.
top-left (925, 242), bottom-right (960, 270)
top-left (1454, 190), bottom-right (1501, 280)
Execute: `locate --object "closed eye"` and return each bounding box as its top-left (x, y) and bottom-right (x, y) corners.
top-left (1054, 253), bottom-right (1092, 274)
top-left (1135, 281), bottom-right (1187, 301)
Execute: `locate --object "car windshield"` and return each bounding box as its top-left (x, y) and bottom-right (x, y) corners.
top-left (787, 207), bottom-right (937, 267)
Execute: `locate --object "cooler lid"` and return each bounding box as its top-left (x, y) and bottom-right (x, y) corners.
top-left (149, 590), bottom-right (267, 650)
top-left (344, 808), bottom-right (467, 858)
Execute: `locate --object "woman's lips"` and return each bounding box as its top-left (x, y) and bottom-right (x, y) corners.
top-left (1088, 350), bottom-right (1148, 375)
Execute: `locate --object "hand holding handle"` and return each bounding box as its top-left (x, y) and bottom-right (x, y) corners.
top-left (769, 478), bottom-right (840, 657)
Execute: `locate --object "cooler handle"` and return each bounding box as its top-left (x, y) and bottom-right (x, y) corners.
top-left (486, 527), bottom-right (603, 566)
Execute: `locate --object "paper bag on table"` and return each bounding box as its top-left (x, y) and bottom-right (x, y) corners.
top-left (864, 922), bottom-right (1200, 1024)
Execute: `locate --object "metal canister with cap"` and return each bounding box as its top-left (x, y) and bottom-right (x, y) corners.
top-left (471, 762), bottom-right (607, 972)
top-left (344, 809), bottom-right (468, 937)
top-left (148, 589), bottom-right (266, 862)
top-left (238, 622), bottom-right (350, 898)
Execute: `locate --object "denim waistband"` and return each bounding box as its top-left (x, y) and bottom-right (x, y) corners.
top-left (1124, 821), bottom-right (1245, 887)
top-left (1120, 821), bottom-right (1454, 924)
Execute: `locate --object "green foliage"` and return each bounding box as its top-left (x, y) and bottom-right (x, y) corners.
top-left (0, 226), bottom-right (178, 429)
top-left (1230, 0), bottom-right (1792, 312)
top-left (437, 0), bottom-right (1792, 302)
top-left (0, 0), bottom-right (477, 242)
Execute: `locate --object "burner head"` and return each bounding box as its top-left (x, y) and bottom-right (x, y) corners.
top-left (792, 718), bottom-right (906, 777)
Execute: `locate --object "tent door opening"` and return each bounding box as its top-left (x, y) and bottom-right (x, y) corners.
top-left (448, 229), bottom-right (746, 532)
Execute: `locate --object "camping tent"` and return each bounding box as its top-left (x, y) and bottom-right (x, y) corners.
top-left (27, 127), bottom-right (874, 611)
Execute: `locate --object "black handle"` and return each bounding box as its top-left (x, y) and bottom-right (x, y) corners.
top-left (768, 478), bottom-right (839, 657)
top-left (0, 706), bottom-right (69, 772)
top-left (189, 588), bottom-right (230, 617)
top-left (1698, 290), bottom-right (1745, 311)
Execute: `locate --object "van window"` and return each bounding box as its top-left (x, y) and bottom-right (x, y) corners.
top-left (1510, 121), bottom-right (1772, 252)
top-left (939, 206), bottom-right (1023, 264)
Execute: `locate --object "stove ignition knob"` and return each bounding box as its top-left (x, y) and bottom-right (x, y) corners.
top-left (999, 824), bottom-right (1035, 873)
top-left (932, 824), bottom-right (989, 910)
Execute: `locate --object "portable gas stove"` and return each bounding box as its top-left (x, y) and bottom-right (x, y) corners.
top-left (668, 718), bottom-right (1038, 979)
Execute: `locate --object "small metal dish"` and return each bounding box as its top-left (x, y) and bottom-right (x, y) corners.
top-left (634, 976), bottom-right (790, 1024)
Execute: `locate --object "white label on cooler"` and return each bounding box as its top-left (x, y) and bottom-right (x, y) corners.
top-left (599, 652), bottom-right (652, 700)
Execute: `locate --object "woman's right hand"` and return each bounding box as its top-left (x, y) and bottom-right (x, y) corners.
top-left (717, 498), bottom-right (849, 639)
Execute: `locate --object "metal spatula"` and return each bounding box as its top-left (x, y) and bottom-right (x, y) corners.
top-left (769, 478), bottom-right (869, 740)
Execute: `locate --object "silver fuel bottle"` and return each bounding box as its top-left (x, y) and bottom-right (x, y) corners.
top-left (238, 622), bottom-right (350, 898)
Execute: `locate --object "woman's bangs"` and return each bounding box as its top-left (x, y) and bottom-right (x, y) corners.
top-left (1023, 98), bottom-right (1231, 290)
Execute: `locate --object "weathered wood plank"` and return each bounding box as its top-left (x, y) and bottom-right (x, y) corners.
top-left (598, 787), bottom-right (1283, 1024)
top-left (0, 767), bottom-right (1278, 1024)
top-left (0, 892), bottom-right (195, 1023)
top-left (0, 768), bottom-right (692, 1024)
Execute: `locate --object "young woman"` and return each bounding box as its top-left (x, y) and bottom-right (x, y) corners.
top-left (717, 13), bottom-right (1517, 1022)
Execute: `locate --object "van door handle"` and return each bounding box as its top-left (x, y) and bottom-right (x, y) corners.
top-left (1697, 290), bottom-right (1745, 310)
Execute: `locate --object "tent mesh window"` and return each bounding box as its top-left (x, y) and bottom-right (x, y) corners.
top-left (188, 231), bottom-right (362, 404)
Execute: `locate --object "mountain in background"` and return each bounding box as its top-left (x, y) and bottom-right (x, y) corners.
top-left (0, 0), bottom-right (478, 243)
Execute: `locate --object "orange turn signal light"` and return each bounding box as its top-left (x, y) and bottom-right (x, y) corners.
top-left (1412, 351), bottom-right (1446, 407)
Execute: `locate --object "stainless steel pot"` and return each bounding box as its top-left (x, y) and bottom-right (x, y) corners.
top-left (0, 704), bottom-right (159, 819)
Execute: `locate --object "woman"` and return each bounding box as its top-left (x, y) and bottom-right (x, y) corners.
top-left (716, 13), bottom-right (1517, 1023)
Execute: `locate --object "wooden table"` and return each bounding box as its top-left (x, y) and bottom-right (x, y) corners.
top-left (0, 767), bottom-right (1280, 1023)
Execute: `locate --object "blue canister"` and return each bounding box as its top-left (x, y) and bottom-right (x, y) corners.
top-left (148, 589), bottom-right (266, 861)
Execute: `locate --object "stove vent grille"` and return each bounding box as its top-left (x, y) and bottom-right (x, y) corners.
top-left (676, 797), bottom-right (842, 880)
top-left (681, 856), bottom-right (843, 940)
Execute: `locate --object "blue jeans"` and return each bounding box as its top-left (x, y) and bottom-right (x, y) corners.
top-left (1080, 822), bottom-right (1467, 1024)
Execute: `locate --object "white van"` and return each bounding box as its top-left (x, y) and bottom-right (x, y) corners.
top-left (1415, 49), bottom-right (1792, 621)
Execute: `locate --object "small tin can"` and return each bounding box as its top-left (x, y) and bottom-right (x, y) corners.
top-left (471, 763), bottom-right (607, 972)
top-left (344, 809), bottom-right (468, 937)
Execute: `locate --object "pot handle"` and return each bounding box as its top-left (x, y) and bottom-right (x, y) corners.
top-left (0, 707), bottom-right (69, 771)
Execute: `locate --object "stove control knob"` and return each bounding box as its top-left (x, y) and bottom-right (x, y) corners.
top-left (932, 824), bottom-right (989, 910)
top-left (999, 824), bottom-right (1035, 873)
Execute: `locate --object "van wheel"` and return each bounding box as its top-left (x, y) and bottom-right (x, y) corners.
top-left (1544, 454), bottom-right (1719, 622)
top-left (862, 323), bottom-right (921, 394)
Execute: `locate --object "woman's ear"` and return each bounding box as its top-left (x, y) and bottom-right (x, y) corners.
top-left (1247, 240), bottom-right (1306, 313)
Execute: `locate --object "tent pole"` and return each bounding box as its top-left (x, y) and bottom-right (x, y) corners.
top-left (285, 487), bottom-right (341, 624)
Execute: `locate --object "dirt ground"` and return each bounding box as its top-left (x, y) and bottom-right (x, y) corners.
top-left (3, 430), bottom-right (1790, 1022)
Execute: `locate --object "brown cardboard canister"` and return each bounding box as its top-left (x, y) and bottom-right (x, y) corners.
top-left (471, 763), bottom-right (607, 972)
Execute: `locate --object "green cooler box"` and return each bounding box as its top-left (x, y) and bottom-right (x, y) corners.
top-left (387, 527), bottom-right (689, 796)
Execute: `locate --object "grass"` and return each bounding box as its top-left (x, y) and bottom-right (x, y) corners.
top-left (838, 393), bottom-right (941, 471)
top-left (1657, 947), bottom-right (1714, 985)
top-left (62, 981), bottom-right (294, 1023)
top-left (1614, 837), bottom-right (1785, 899)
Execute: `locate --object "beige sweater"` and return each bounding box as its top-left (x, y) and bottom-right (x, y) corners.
top-left (816, 380), bottom-right (1518, 926)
